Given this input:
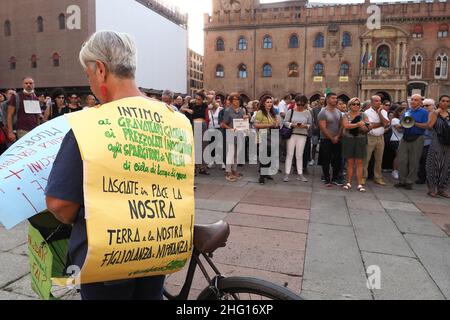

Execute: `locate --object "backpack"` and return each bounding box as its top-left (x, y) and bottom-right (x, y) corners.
top-left (437, 117), bottom-right (450, 146)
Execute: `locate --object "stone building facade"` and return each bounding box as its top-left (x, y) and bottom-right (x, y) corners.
top-left (189, 49), bottom-right (204, 96)
top-left (204, 0), bottom-right (450, 103)
top-left (0, 0), bottom-right (189, 95)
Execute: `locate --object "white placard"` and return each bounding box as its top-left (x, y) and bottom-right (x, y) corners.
top-left (23, 101), bottom-right (42, 114)
top-left (233, 119), bottom-right (249, 131)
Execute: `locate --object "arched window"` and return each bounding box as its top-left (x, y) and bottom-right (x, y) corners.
top-left (37, 16), bottom-right (44, 32)
top-left (438, 24), bottom-right (449, 38)
top-left (289, 34), bottom-right (299, 48)
top-left (435, 53), bottom-right (448, 79)
top-left (410, 53), bottom-right (423, 79)
top-left (216, 38), bottom-right (225, 51)
top-left (339, 63), bottom-right (349, 76)
top-left (314, 33), bottom-right (324, 48)
top-left (4, 20), bottom-right (11, 37)
top-left (31, 54), bottom-right (37, 68)
top-left (238, 64), bottom-right (247, 78)
top-left (238, 37), bottom-right (247, 51)
top-left (376, 45), bottom-right (390, 68)
top-left (59, 13), bottom-right (66, 30)
top-left (262, 64), bottom-right (272, 77)
top-left (313, 63), bottom-right (324, 76)
top-left (215, 65), bottom-right (224, 78)
top-left (9, 56), bottom-right (16, 70)
top-left (342, 32), bottom-right (351, 47)
top-left (288, 62), bottom-right (298, 77)
top-left (263, 35), bottom-right (272, 49)
top-left (52, 52), bottom-right (60, 67)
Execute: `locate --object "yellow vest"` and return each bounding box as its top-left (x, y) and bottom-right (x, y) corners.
top-left (66, 96), bottom-right (195, 284)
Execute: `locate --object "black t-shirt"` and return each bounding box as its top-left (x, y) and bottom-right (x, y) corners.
top-left (48, 104), bottom-right (70, 120)
top-left (45, 130), bottom-right (86, 268)
top-left (191, 103), bottom-right (208, 120)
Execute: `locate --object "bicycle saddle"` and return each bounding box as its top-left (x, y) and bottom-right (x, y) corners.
top-left (194, 220), bottom-right (230, 254)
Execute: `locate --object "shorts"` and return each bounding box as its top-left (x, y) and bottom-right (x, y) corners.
top-left (342, 135), bottom-right (367, 160)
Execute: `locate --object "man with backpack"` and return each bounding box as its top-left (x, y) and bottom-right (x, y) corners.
top-left (6, 77), bottom-right (41, 142)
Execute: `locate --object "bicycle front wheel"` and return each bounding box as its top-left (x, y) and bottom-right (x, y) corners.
top-left (197, 277), bottom-right (302, 300)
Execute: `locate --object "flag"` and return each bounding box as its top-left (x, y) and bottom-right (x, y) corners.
top-left (368, 53), bottom-right (373, 68)
top-left (361, 52), bottom-right (366, 66)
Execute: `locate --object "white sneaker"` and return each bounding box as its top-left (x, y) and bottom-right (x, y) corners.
top-left (308, 160), bottom-right (315, 166)
top-left (297, 174), bottom-right (308, 182)
top-left (207, 163), bottom-right (214, 169)
top-left (392, 170), bottom-right (399, 180)
top-left (283, 176), bottom-right (290, 182)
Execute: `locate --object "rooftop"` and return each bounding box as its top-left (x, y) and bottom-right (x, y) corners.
top-left (135, 0), bottom-right (188, 29)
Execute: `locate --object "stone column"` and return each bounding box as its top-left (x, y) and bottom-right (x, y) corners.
top-left (395, 41), bottom-right (401, 70)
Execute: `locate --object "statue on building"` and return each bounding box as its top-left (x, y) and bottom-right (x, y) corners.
top-left (377, 45), bottom-right (390, 68)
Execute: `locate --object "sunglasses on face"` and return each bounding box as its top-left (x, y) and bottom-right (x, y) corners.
top-left (57, 96), bottom-right (65, 99)
top-left (351, 103), bottom-right (360, 106)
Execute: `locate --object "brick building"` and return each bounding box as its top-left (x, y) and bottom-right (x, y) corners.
top-left (204, 0), bottom-right (450, 103)
top-left (189, 49), bottom-right (204, 96)
top-left (0, 0), bottom-right (188, 96)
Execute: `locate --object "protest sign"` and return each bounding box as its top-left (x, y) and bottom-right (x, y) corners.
top-left (67, 97), bottom-right (195, 284)
top-left (0, 116), bottom-right (70, 229)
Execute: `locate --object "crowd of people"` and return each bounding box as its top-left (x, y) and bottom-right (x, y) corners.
top-left (0, 79), bottom-right (97, 149)
top-left (1, 78), bottom-right (449, 197)
top-left (167, 89), bottom-right (450, 197)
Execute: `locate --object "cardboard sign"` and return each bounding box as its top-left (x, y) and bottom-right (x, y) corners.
top-left (28, 224), bottom-right (53, 300)
top-left (0, 116), bottom-right (70, 229)
top-left (66, 96), bottom-right (195, 284)
top-left (233, 119), bottom-right (249, 131)
top-left (24, 101), bottom-right (42, 114)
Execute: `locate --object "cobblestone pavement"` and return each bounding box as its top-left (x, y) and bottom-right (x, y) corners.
top-left (1, 165), bottom-right (449, 300)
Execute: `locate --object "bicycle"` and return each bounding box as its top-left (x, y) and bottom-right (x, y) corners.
top-left (29, 213), bottom-right (301, 300)
top-left (163, 220), bottom-right (302, 300)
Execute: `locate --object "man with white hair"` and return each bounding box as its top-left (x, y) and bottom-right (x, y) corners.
top-left (161, 89), bottom-right (178, 111)
top-left (45, 30), bottom-right (195, 300)
top-left (416, 98), bottom-right (435, 184)
top-left (395, 94), bottom-right (429, 190)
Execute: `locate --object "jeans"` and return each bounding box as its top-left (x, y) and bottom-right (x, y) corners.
top-left (319, 139), bottom-right (342, 181)
top-left (285, 135), bottom-right (307, 175)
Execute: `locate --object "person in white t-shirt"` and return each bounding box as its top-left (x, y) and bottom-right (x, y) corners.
top-left (390, 106), bottom-right (406, 179)
top-left (363, 95), bottom-right (390, 185)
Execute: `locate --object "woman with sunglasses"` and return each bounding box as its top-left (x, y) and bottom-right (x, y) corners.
top-left (341, 97), bottom-right (370, 192)
top-left (43, 88), bottom-right (68, 122)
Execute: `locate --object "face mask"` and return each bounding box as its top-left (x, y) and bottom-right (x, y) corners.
top-left (23, 89), bottom-right (34, 95)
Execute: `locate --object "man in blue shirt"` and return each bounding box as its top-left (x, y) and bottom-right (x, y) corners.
top-left (395, 94), bottom-right (429, 190)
